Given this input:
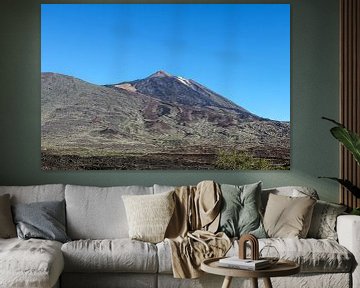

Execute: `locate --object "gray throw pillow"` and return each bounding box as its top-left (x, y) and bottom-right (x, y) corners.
top-left (12, 200), bottom-right (70, 243)
top-left (218, 182), bottom-right (266, 238)
top-left (0, 194), bottom-right (16, 238)
top-left (307, 200), bottom-right (347, 240)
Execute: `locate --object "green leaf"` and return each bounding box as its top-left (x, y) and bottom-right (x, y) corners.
top-left (330, 127), bottom-right (360, 165)
top-left (322, 116), bottom-right (344, 127)
top-left (351, 208), bottom-right (360, 215)
top-left (322, 117), bottom-right (360, 165)
top-left (319, 177), bottom-right (360, 198)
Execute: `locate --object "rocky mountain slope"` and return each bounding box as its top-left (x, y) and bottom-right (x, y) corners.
top-left (41, 71), bottom-right (290, 170)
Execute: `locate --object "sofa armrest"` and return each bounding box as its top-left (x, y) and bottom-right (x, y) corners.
top-left (337, 215), bottom-right (360, 288)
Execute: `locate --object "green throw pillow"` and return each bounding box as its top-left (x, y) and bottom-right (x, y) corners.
top-left (218, 182), bottom-right (266, 238)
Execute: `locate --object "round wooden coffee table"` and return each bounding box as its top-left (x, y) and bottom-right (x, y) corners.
top-left (201, 257), bottom-right (300, 288)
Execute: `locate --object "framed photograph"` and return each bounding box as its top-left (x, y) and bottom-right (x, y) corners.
top-left (41, 4), bottom-right (290, 170)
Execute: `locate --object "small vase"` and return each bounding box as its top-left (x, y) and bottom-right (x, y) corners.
top-left (259, 245), bottom-right (280, 264)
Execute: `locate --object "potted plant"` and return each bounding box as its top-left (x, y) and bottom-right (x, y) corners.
top-left (320, 117), bottom-right (360, 215)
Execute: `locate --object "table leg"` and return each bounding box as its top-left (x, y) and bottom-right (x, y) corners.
top-left (251, 278), bottom-right (258, 288)
top-left (263, 277), bottom-right (273, 288)
top-left (221, 276), bottom-right (233, 288)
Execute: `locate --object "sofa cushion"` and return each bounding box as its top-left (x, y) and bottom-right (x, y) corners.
top-left (261, 186), bottom-right (319, 212)
top-left (158, 237), bottom-right (353, 274)
top-left (122, 191), bottom-right (175, 243)
top-left (260, 238), bottom-right (353, 273)
top-left (307, 200), bottom-right (347, 240)
top-left (235, 238), bottom-right (353, 273)
top-left (0, 238), bottom-right (64, 288)
top-left (263, 194), bottom-right (316, 238)
top-left (61, 239), bottom-right (158, 273)
top-left (156, 240), bottom-right (173, 274)
top-left (65, 185), bottom-right (153, 239)
top-left (12, 200), bottom-right (70, 243)
top-left (218, 182), bottom-right (266, 238)
top-left (0, 194), bottom-right (16, 238)
top-left (0, 184), bottom-right (65, 204)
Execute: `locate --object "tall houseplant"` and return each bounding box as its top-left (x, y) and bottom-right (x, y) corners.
top-left (320, 117), bottom-right (360, 213)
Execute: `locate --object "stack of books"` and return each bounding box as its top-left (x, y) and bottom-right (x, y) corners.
top-left (218, 257), bottom-right (271, 270)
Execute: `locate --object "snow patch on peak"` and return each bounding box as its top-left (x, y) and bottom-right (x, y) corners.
top-left (175, 76), bottom-right (193, 87)
top-left (115, 83), bottom-right (137, 92)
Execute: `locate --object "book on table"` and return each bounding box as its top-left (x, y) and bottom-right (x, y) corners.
top-left (218, 257), bottom-right (271, 270)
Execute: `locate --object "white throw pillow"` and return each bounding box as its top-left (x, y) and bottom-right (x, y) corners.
top-left (122, 191), bottom-right (175, 243)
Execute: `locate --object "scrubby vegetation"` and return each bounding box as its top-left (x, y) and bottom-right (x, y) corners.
top-left (215, 150), bottom-right (273, 170)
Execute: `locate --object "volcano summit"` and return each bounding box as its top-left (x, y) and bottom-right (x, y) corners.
top-left (41, 71), bottom-right (290, 170)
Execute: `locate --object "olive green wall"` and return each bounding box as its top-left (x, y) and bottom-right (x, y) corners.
top-left (0, 0), bottom-right (340, 202)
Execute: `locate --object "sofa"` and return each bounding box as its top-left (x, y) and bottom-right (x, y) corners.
top-left (0, 183), bottom-right (359, 288)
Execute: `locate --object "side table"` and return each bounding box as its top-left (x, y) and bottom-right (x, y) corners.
top-left (201, 257), bottom-right (300, 288)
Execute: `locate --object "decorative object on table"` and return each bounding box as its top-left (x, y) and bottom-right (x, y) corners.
top-left (218, 257), bottom-right (271, 270)
top-left (320, 117), bottom-right (360, 211)
top-left (237, 234), bottom-right (279, 267)
top-left (238, 234), bottom-right (259, 260)
top-left (259, 245), bottom-right (280, 265)
top-left (215, 233), bottom-right (272, 271)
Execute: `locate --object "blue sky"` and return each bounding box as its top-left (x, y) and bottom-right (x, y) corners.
top-left (41, 4), bottom-right (290, 121)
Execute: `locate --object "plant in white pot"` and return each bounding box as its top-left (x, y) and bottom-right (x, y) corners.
top-left (320, 117), bottom-right (360, 215)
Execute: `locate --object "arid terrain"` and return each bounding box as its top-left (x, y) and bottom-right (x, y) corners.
top-left (41, 71), bottom-right (290, 170)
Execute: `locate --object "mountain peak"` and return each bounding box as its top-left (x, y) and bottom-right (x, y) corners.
top-left (148, 70), bottom-right (172, 78)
